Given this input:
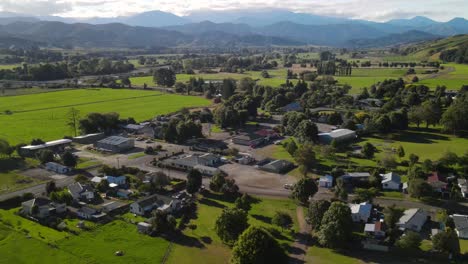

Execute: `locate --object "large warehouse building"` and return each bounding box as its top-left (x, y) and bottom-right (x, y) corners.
top-left (94, 136), bottom-right (134, 153)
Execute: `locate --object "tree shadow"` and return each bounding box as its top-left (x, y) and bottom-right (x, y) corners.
top-left (0, 157), bottom-right (27, 172)
top-left (198, 197), bottom-right (226, 209)
top-left (170, 232), bottom-right (205, 249)
top-left (200, 236), bottom-right (212, 244)
top-left (251, 214), bottom-right (271, 224)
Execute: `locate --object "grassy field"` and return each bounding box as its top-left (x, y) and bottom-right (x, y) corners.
top-left (0, 171), bottom-right (43, 195)
top-left (360, 127), bottom-right (468, 161)
top-left (418, 63), bottom-right (468, 90)
top-left (306, 247), bottom-right (362, 264)
top-left (0, 88), bottom-right (211, 144)
top-left (167, 194), bottom-right (298, 264)
top-left (0, 64), bottom-right (21, 70)
top-left (0, 208), bottom-right (170, 263)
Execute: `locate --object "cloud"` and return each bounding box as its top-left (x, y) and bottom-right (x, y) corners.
top-left (0, 0), bottom-right (72, 16)
top-left (0, 0), bottom-right (466, 21)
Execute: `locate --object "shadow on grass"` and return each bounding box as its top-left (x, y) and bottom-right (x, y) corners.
top-left (0, 158), bottom-right (27, 172)
top-left (199, 197), bottom-right (226, 209)
top-left (202, 191), bottom-right (237, 203)
top-left (251, 214), bottom-right (272, 224)
top-left (170, 232), bottom-right (205, 249)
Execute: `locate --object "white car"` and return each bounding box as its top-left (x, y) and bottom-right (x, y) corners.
top-left (283, 184), bottom-right (294, 190)
top-left (274, 140), bottom-right (283, 145)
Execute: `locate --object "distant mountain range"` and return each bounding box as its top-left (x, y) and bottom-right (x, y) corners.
top-left (0, 9), bottom-right (467, 48)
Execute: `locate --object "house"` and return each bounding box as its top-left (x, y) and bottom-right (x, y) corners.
top-left (255, 129), bottom-right (279, 140)
top-left (116, 189), bottom-right (133, 199)
top-left (21, 197), bottom-right (66, 219)
top-left (94, 136), bottom-right (134, 153)
top-left (123, 123), bottom-right (155, 137)
top-left (427, 172), bottom-right (448, 194)
top-left (458, 179), bottom-right (468, 198)
top-left (76, 206), bottom-right (107, 221)
top-left (402, 182), bottom-right (409, 194)
top-left (397, 208), bottom-right (428, 232)
top-left (46, 162), bottom-right (72, 174)
top-left (452, 214), bottom-right (468, 239)
top-left (340, 172), bottom-right (371, 184)
top-left (19, 139), bottom-right (72, 157)
top-left (232, 134), bottom-right (265, 148)
top-left (68, 182), bottom-right (95, 201)
top-left (319, 175), bottom-right (334, 188)
top-left (72, 133), bottom-right (105, 144)
top-left (188, 138), bottom-right (228, 152)
top-left (99, 200), bottom-right (128, 215)
top-left (234, 153), bottom-right (255, 165)
top-left (279, 101), bottom-right (303, 112)
top-left (91, 176), bottom-right (104, 184)
top-left (257, 159), bottom-right (294, 174)
top-left (318, 129), bottom-right (356, 144)
top-left (137, 222), bottom-right (152, 234)
top-left (104, 175), bottom-right (127, 186)
top-left (364, 221), bottom-right (385, 239)
top-left (349, 202), bottom-right (372, 223)
top-left (130, 194), bottom-right (180, 216)
top-left (380, 172), bottom-right (401, 191)
top-left (193, 165), bottom-right (221, 176)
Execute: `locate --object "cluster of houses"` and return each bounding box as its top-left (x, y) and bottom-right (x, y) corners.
top-left (231, 129), bottom-right (280, 149)
top-left (318, 171), bottom-right (402, 191)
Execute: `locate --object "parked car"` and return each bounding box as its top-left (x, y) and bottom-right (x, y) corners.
top-left (283, 184), bottom-right (293, 190)
top-left (274, 140), bottom-right (283, 145)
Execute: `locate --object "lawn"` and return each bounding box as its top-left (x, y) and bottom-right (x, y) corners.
top-left (460, 239), bottom-right (468, 254)
top-left (0, 88), bottom-right (211, 144)
top-left (306, 246), bottom-right (362, 264)
top-left (418, 63), bottom-right (468, 90)
top-left (128, 152), bottom-right (146, 160)
top-left (0, 171), bottom-right (43, 195)
top-left (360, 128), bottom-right (468, 161)
top-left (166, 194), bottom-right (298, 264)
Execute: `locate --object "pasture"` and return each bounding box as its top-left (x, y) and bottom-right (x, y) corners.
top-left (0, 88), bottom-right (211, 144)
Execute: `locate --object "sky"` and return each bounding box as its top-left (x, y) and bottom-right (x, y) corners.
top-left (0, 0), bottom-right (466, 22)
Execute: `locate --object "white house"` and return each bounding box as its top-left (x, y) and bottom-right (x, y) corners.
top-left (458, 179), bottom-right (468, 198)
top-left (46, 162), bottom-right (72, 174)
top-left (452, 214), bottom-right (468, 239)
top-left (137, 222), bottom-right (152, 234)
top-left (319, 175), bottom-right (334, 188)
top-left (397, 208), bottom-right (428, 232)
top-left (68, 182), bottom-right (95, 201)
top-left (380, 172), bottom-right (401, 191)
top-left (349, 202), bottom-right (372, 223)
top-left (130, 194), bottom-right (180, 216)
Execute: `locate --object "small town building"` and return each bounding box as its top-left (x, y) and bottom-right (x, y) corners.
top-left (187, 138), bottom-right (228, 152)
top-left (319, 175), bottom-right (334, 188)
top-left (257, 159), bottom-right (294, 174)
top-left (130, 194), bottom-right (180, 216)
top-left (349, 202), bottom-right (372, 223)
top-left (193, 165), bottom-right (221, 176)
top-left (68, 182), bottom-right (95, 201)
top-left (340, 172), bottom-right (371, 184)
top-left (380, 172), bottom-right (401, 191)
top-left (458, 179), bottom-right (468, 198)
top-left (427, 172), bottom-right (448, 194)
top-left (19, 139), bottom-right (72, 157)
top-left (452, 214), bottom-right (468, 239)
top-left (72, 133), bottom-right (105, 144)
top-left (45, 162), bottom-right (72, 174)
top-left (21, 197), bottom-right (66, 219)
top-left (163, 153), bottom-right (221, 175)
top-left (234, 153), bottom-right (255, 165)
top-left (94, 136), bottom-right (135, 153)
top-left (104, 175), bottom-right (127, 186)
top-left (76, 206), bottom-right (107, 221)
top-left (116, 189), bottom-right (133, 199)
top-left (318, 129), bottom-right (356, 144)
top-left (364, 221), bottom-right (385, 239)
top-left (91, 176), bottom-right (104, 184)
top-left (279, 101), bottom-right (303, 112)
top-left (137, 222), bottom-right (152, 234)
top-left (397, 208), bottom-right (428, 232)
top-left (232, 134), bottom-right (265, 148)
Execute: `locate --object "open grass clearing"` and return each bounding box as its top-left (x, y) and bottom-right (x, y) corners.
top-left (0, 88), bottom-right (210, 144)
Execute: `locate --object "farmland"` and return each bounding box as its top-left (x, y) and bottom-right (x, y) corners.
top-left (0, 89), bottom-right (211, 144)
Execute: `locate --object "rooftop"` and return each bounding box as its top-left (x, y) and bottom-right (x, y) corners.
top-left (97, 136), bottom-right (133, 146)
top-left (381, 172), bottom-right (401, 184)
top-left (453, 214), bottom-right (468, 231)
top-left (21, 139), bottom-right (72, 150)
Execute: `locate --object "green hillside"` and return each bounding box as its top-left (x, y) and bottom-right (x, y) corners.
top-left (403, 34), bottom-right (468, 61)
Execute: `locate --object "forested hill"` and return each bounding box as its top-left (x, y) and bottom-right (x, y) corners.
top-left (398, 34), bottom-right (468, 62)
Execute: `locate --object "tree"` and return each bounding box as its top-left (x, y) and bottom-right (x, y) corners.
top-left (150, 210), bottom-right (176, 235)
top-left (261, 70), bottom-right (270, 78)
top-left (409, 153), bottom-right (419, 165)
top-left (186, 169), bottom-right (202, 194)
top-left (397, 146), bottom-right (405, 158)
top-left (66, 107), bottom-right (81, 137)
top-left (354, 187), bottom-right (379, 203)
top-left (272, 211), bottom-right (293, 231)
top-left (230, 226), bottom-right (287, 264)
top-left (408, 179), bottom-right (433, 198)
top-left (294, 120), bottom-right (318, 143)
top-left (215, 208), bottom-right (249, 246)
top-left (221, 79), bottom-right (236, 100)
top-left (396, 231), bottom-right (422, 249)
top-left (285, 140), bottom-right (298, 156)
top-left (121, 77), bottom-right (131, 88)
top-left (45, 181), bottom-right (56, 195)
top-left (209, 172), bottom-right (226, 192)
top-left (36, 149), bottom-right (54, 164)
top-left (317, 202), bottom-right (353, 248)
top-left (334, 178), bottom-right (348, 200)
top-left (97, 179), bottom-right (109, 193)
top-left (362, 142), bottom-right (376, 159)
top-left (291, 178), bottom-right (318, 204)
top-left (308, 200), bottom-right (331, 230)
top-left (432, 228), bottom-right (460, 256)
top-left (441, 92), bottom-right (468, 134)
top-left (153, 68), bottom-right (176, 87)
top-left (383, 204), bottom-right (404, 245)
top-left (235, 193), bottom-right (252, 212)
top-left (61, 151), bottom-right (77, 168)
top-left (412, 76), bottom-right (419, 83)
top-left (294, 143), bottom-right (316, 176)
top-left (221, 178), bottom-right (240, 197)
